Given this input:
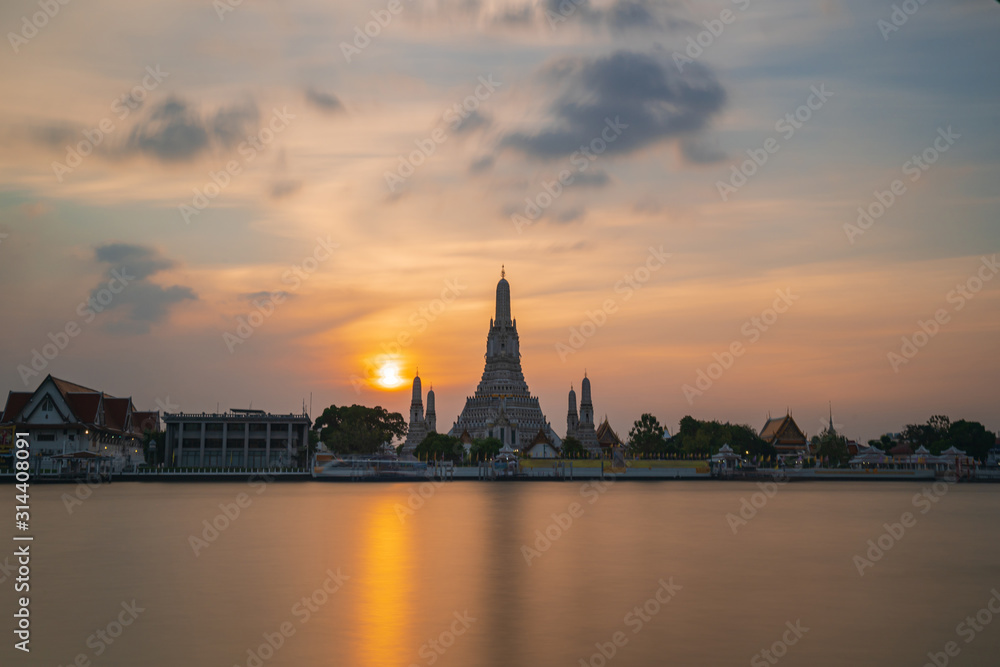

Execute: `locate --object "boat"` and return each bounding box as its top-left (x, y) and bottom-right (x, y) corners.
top-left (311, 452), bottom-right (430, 480)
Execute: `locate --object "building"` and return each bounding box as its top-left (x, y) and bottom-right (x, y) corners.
top-left (162, 409), bottom-right (311, 468)
top-left (524, 428), bottom-right (559, 459)
top-left (0, 375), bottom-right (155, 469)
top-left (596, 417), bottom-right (624, 453)
top-left (401, 373), bottom-right (436, 455)
top-left (760, 412), bottom-right (809, 458)
top-left (448, 268), bottom-right (561, 450)
top-left (565, 374), bottom-right (601, 456)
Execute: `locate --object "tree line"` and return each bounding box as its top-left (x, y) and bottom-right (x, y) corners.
top-left (307, 404), bottom-right (997, 464)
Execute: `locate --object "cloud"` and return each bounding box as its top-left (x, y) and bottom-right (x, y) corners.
top-left (269, 179), bottom-right (303, 199)
top-left (241, 290), bottom-right (293, 302)
top-left (91, 244), bottom-right (196, 333)
top-left (454, 109), bottom-right (491, 135)
top-left (305, 88), bottom-right (344, 114)
top-left (124, 97), bottom-right (259, 162)
top-left (211, 101), bottom-right (259, 150)
top-left (571, 169), bottom-right (610, 187)
top-left (411, 0), bottom-right (686, 33)
top-left (468, 155), bottom-right (495, 173)
top-left (553, 207), bottom-right (585, 223)
top-left (679, 134), bottom-right (727, 164)
top-left (30, 124), bottom-right (79, 148)
top-left (499, 50), bottom-right (726, 161)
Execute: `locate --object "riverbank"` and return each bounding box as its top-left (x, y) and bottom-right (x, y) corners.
top-left (4, 466), bottom-right (996, 483)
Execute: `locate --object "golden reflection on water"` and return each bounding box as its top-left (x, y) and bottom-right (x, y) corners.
top-left (357, 497), bottom-right (414, 667)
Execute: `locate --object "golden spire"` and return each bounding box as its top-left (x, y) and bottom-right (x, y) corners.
top-left (501, 264), bottom-right (505, 279)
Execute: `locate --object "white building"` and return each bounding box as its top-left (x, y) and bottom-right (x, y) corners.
top-left (0, 375), bottom-right (156, 469)
top-left (162, 409), bottom-right (311, 468)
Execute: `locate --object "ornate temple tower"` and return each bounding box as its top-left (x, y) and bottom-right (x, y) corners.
top-left (571, 373), bottom-right (600, 455)
top-left (426, 386), bottom-right (436, 433)
top-left (448, 268), bottom-right (561, 450)
top-left (402, 372), bottom-right (431, 454)
top-left (567, 385), bottom-right (579, 435)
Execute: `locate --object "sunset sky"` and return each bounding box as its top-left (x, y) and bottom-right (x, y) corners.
top-left (1, 0), bottom-right (997, 444)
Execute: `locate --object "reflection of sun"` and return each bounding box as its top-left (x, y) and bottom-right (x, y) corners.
top-left (376, 361), bottom-right (403, 389)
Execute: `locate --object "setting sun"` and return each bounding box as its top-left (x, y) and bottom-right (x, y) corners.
top-left (376, 362), bottom-right (404, 390)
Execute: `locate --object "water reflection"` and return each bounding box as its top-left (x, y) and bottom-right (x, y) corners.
top-left (357, 497), bottom-right (414, 667)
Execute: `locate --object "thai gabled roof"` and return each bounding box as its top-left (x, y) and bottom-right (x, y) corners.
top-left (759, 414), bottom-right (807, 445)
top-left (596, 417), bottom-right (623, 447)
top-left (1, 392), bottom-right (32, 423)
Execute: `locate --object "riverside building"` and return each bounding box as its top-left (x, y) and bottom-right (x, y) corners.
top-left (162, 409), bottom-right (311, 468)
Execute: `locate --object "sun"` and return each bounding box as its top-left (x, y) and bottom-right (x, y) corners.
top-left (376, 361), bottom-right (404, 389)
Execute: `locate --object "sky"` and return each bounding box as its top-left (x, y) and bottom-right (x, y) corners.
top-left (1, 0), bottom-right (998, 444)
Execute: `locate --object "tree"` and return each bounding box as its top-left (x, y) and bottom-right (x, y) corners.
top-left (672, 416), bottom-right (774, 460)
top-left (940, 419), bottom-right (996, 461)
top-left (560, 436), bottom-right (588, 459)
top-left (414, 432), bottom-right (465, 463)
top-left (811, 427), bottom-right (850, 467)
top-left (901, 415), bottom-right (994, 459)
top-left (312, 404), bottom-right (407, 455)
top-left (628, 413), bottom-right (665, 456)
top-left (470, 437), bottom-right (503, 462)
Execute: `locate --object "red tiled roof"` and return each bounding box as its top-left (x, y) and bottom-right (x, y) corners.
top-left (65, 392), bottom-right (102, 424)
top-left (1, 392), bottom-right (33, 423)
top-left (103, 397), bottom-right (131, 432)
top-left (51, 376), bottom-right (102, 397)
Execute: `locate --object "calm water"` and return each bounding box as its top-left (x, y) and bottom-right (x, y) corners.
top-left (5, 480), bottom-right (1000, 666)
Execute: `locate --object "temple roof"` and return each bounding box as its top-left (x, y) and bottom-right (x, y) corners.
top-left (596, 418), bottom-right (623, 447)
top-left (759, 414), bottom-right (807, 445)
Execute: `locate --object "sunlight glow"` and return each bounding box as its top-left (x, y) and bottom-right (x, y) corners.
top-left (376, 361), bottom-right (404, 389)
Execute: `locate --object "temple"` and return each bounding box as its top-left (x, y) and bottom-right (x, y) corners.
top-left (401, 372), bottom-right (435, 454)
top-left (447, 268), bottom-right (561, 450)
top-left (566, 373), bottom-right (601, 456)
